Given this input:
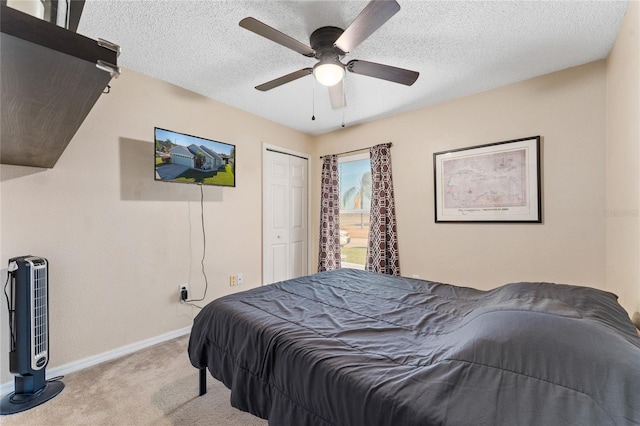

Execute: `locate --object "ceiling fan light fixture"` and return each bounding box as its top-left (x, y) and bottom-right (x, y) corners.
top-left (313, 59), bottom-right (345, 87)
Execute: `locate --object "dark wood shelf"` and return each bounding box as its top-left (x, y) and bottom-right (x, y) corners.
top-left (1, 4), bottom-right (119, 168)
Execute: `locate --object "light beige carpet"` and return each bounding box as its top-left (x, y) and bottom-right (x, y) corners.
top-left (1, 334), bottom-right (268, 425)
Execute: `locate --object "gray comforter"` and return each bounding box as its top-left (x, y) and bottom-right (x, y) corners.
top-left (188, 268), bottom-right (640, 425)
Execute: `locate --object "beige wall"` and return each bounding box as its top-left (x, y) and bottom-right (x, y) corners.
top-left (606, 0), bottom-right (640, 316)
top-left (314, 60), bottom-right (609, 294)
top-left (0, 68), bottom-right (314, 383)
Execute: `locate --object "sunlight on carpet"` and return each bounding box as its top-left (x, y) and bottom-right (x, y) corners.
top-left (0, 335), bottom-right (268, 425)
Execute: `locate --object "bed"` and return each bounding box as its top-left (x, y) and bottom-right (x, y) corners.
top-left (188, 268), bottom-right (640, 425)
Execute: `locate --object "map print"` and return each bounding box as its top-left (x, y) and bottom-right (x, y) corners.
top-left (442, 148), bottom-right (527, 209)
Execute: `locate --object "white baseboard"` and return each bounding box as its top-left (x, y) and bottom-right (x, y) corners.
top-left (1, 326), bottom-right (191, 396)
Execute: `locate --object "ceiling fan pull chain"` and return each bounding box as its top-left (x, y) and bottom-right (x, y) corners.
top-left (341, 78), bottom-right (346, 128)
top-left (311, 78), bottom-right (316, 121)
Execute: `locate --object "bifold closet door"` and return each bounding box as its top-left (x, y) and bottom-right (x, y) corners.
top-left (263, 150), bottom-right (308, 284)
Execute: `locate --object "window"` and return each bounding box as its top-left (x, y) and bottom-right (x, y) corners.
top-left (339, 153), bottom-right (371, 269)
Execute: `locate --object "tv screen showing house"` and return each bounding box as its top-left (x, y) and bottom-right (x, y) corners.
top-left (154, 127), bottom-right (235, 187)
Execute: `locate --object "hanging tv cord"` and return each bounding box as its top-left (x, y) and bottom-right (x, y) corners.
top-left (185, 184), bottom-right (208, 309)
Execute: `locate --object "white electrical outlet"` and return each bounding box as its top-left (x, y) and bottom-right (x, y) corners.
top-left (237, 273), bottom-right (243, 285)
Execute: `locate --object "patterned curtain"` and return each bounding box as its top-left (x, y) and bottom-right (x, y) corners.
top-left (366, 144), bottom-right (400, 275)
top-left (318, 155), bottom-right (341, 271)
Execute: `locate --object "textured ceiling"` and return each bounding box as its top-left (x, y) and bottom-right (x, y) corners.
top-left (77, 1), bottom-right (629, 136)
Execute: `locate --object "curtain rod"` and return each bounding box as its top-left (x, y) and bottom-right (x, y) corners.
top-left (319, 142), bottom-right (392, 159)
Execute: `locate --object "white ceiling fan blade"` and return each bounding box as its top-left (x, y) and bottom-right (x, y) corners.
top-left (328, 80), bottom-right (346, 110)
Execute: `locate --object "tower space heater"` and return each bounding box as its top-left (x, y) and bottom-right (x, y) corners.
top-left (1, 256), bottom-right (64, 415)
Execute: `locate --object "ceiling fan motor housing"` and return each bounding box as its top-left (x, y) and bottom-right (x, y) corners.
top-left (310, 26), bottom-right (345, 60)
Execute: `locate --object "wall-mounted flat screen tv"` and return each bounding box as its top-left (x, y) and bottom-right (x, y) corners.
top-left (154, 127), bottom-right (235, 187)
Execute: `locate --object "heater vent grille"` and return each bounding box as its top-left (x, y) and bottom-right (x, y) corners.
top-left (29, 258), bottom-right (48, 370)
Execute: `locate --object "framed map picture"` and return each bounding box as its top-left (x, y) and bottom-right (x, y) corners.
top-left (433, 136), bottom-right (541, 223)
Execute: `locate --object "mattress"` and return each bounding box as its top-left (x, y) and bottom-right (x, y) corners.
top-left (188, 268), bottom-right (640, 425)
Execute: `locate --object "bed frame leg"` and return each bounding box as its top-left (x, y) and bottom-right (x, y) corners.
top-left (199, 368), bottom-right (207, 396)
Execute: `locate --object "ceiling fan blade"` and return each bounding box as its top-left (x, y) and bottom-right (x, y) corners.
top-left (347, 59), bottom-right (419, 86)
top-left (255, 68), bottom-right (313, 91)
top-left (328, 80), bottom-right (346, 110)
top-left (334, 0), bottom-right (400, 54)
top-left (240, 17), bottom-right (315, 57)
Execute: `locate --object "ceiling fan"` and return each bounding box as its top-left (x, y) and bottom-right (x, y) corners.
top-left (239, 0), bottom-right (419, 110)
